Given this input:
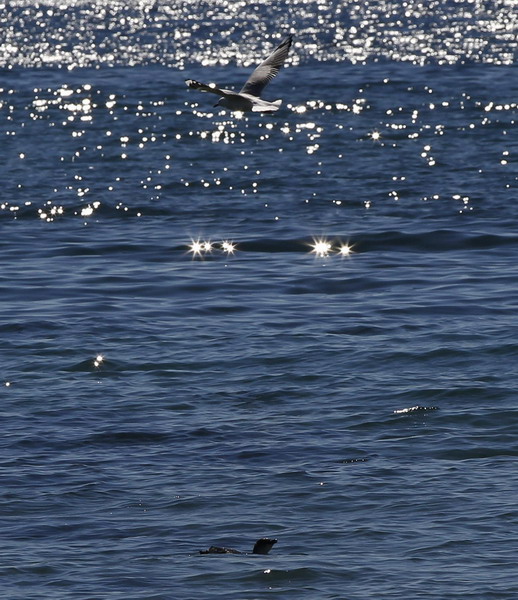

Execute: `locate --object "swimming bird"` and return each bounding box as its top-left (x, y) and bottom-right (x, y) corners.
top-left (186, 35), bottom-right (293, 113)
top-left (199, 538), bottom-right (277, 555)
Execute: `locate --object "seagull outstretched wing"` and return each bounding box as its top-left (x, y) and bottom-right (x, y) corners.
top-left (239, 35), bottom-right (293, 98)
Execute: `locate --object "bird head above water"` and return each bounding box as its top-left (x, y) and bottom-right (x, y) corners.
top-left (252, 538), bottom-right (278, 554)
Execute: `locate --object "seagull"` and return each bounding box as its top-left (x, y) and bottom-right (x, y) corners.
top-left (186, 35), bottom-right (293, 113)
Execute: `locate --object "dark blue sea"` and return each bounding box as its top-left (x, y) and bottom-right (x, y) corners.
top-left (1, 1), bottom-right (517, 598)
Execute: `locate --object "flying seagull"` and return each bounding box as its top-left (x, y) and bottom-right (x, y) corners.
top-left (186, 35), bottom-right (293, 113)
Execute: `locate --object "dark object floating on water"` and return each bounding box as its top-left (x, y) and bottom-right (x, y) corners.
top-left (393, 405), bottom-right (439, 414)
top-left (199, 538), bottom-right (277, 555)
top-left (340, 457), bottom-right (370, 464)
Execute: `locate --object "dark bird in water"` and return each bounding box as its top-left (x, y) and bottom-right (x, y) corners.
top-left (199, 538), bottom-right (277, 555)
top-left (186, 35), bottom-right (293, 113)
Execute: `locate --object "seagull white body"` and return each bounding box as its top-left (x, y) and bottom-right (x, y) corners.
top-left (186, 35), bottom-right (293, 113)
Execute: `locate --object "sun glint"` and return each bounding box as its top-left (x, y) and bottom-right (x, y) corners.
top-left (221, 240), bottom-right (236, 254)
top-left (338, 243), bottom-right (353, 257)
top-left (311, 238), bottom-right (332, 257)
top-left (189, 239), bottom-right (205, 257)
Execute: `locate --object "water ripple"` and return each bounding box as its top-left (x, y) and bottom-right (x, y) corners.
top-left (2, 1), bottom-right (516, 68)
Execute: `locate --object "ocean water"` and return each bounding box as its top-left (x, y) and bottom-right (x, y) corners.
top-left (1, 1), bottom-right (518, 598)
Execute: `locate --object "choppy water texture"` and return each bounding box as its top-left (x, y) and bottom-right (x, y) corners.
top-left (1, 2), bottom-right (518, 599)
top-left (2, 0), bottom-right (517, 67)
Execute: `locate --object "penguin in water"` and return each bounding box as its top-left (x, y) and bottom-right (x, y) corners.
top-left (199, 538), bottom-right (277, 555)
